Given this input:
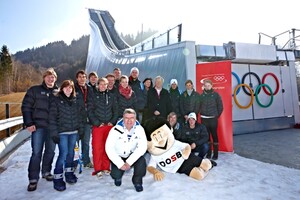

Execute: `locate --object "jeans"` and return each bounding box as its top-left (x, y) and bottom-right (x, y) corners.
top-left (192, 143), bottom-right (209, 158)
top-left (28, 128), bottom-right (56, 182)
top-left (54, 133), bottom-right (77, 174)
top-left (81, 124), bottom-right (91, 165)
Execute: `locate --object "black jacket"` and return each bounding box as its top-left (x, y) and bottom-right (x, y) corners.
top-left (49, 93), bottom-right (84, 137)
top-left (21, 82), bottom-right (58, 128)
top-left (169, 87), bottom-right (181, 117)
top-left (87, 89), bottom-right (118, 126)
top-left (116, 88), bottom-right (137, 119)
top-left (108, 85), bottom-right (118, 94)
top-left (180, 89), bottom-right (200, 116)
top-left (129, 77), bottom-right (145, 111)
top-left (147, 87), bottom-right (172, 119)
top-left (88, 82), bottom-right (98, 93)
top-left (74, 82), bottom-right (91, 123)
top-left (176, 123), bottom-right (209, 147)
top-left (199, 89), bottom-right (223, 118)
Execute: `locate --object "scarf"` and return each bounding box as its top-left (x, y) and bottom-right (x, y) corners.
top-left (119, 85), bottom-right (133, 99)
top-left (78, 83), bottom-right (87, 104)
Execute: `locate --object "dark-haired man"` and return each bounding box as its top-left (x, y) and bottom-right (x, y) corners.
top-left (75, 70), bottom-right (93, 168)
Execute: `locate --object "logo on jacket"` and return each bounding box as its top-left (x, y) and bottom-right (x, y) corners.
top-left (159, 151), bottom-right (182, 167)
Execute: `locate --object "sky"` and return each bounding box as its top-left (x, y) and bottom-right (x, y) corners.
top-left (0, 139), bottom-right (299, 200)
top-left (0, 0), bottom-right (299, 54)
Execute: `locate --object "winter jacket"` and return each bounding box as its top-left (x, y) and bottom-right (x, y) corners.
top-left (87, 89), bottom-right (118, 126)
top-left (105, 119), bottom-right (147, 169)
top-left (88, 82), bottom-right (98, 93)
top-left (116, 89), bottom-right (137, 119)
top-left (169, 87), bottom-right (181, 117)
top-left (141, 89), bottom-right (150, 125)
top-left (180, 89), bottom-right (200, 116)
top-left (21, 82), bottom-right (59, 128)
top-left (172, 122), bottom-right (182, 140)
top-left (129, 77), bottom-right (145, 111)
top-left (141, 88), bottom-right (149, 108)
top-left (108, 85), bottom-right (118, 94)
top-left (49, 93), bottom-right (84, 137)
top-left (147, 87), bottom-right (172, 119)
top-left (176, 123), bottom-right (209, 147)
top-left (74, 82), bottom-right (91, 123)
top-left (199, 89), bottom-right (223, 118)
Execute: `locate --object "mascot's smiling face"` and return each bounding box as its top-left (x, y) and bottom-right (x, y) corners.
top-left (147, 123), bottom-right (175, 156)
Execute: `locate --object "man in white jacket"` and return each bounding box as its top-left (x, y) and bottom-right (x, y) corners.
top-left (105, 108), bottom-right (147, 192)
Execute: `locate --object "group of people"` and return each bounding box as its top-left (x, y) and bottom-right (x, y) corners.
top-left (21, 66), bottom-right (223, 193)
top-left (167, 78), bottom-right (224, 161)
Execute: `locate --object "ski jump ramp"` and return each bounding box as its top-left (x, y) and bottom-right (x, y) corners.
top-left (85, 9), bottom-right (300, 135)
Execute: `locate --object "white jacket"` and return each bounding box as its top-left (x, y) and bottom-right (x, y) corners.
top-left (105, 119), bottom-right (147, 169)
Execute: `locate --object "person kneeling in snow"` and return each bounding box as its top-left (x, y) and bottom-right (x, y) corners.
top-left (144, 117), bottom-right (216, 181)
top-left (105, 108), bottom-right (147, 192)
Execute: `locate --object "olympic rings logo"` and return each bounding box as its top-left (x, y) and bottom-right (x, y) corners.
top-left (214, 76), bottom-right (225, 82)
top-left (232, 72), bottom-right (279, 109)
top-left (200, 75), bottom-right (227, 85)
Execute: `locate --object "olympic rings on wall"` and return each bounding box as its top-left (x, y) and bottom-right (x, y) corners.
top-left (262, 73), bottom-right (280, 95)
top-left (241, 72), bottom-right (261, 96)
top-left (255, 84), bottom-right (274, 108)
top-left (231, 72), bottom-right (241, 96)
top-left (233, 84), bottom-right (254, 109)
top-left (232, 71), bottom-right (280, 108)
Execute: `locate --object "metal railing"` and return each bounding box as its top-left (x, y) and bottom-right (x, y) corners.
top-left (0, 117), bottom-right (23, 132)
top-left (0, 102), bottom-right (23, 138)
top-left (258, 28), bottom-right (300, 50)
top-left (120, 24), bottom-right (182, 55)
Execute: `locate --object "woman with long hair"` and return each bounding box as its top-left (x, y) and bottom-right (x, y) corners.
top-left (49, 80), bottom-right (84, 191)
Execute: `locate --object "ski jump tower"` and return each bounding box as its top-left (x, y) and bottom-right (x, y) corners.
top-left (86, 9), bottom-right (300, 135)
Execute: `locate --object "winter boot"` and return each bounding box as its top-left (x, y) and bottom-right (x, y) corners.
top-left (134, 184), bottom-right (143, 192)
top-left (42, 172), bottom-right (54, 181)
top-left (206, 142), bottom-right (212, 159)
top-left (212, 143), bottom-right (219, 160)
top-left (53, 173), bottom-right (66, 191)
top-left (65, 167), bottom-right (78, 184)
top-left (27, 181), bottom-right (38, 192)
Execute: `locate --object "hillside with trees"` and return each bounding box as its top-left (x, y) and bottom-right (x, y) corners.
top-left (14, 35), bottom-right (90, 84)
top-left (0, 35), bottom-right (89, 95)
top-left (0, 29), bottom-right (157, 95)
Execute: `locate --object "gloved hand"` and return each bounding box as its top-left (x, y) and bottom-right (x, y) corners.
top-left (78, 128), bottom-right (84, 140)
top-left (52, 135), bottom-right (60, 144)
top-left (79, 132), bottom-right (84, 140)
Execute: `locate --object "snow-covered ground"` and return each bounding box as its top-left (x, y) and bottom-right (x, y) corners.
top-left (0, 140), bottom-right (299, 200)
